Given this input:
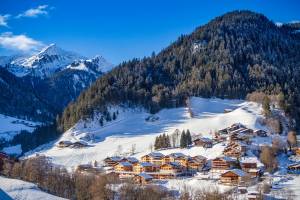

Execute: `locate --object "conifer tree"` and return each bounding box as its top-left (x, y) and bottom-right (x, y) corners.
top-left (180, 130), bottom-right (187, 148)
top-left (186, 129), bottom-right (192, 146)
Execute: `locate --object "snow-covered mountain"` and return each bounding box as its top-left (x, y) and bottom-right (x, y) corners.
top-left (2, 44), bottom-right (113, 78)
top-left (0, 44), bottom-right (114, 122)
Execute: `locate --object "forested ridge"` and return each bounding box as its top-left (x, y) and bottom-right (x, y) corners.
top-left (59, 10), bottom-right (300, 131)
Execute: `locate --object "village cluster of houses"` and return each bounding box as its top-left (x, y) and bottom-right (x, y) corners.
top-left (102, 123), bottom-right (274, 186)
top-left (104, 152), bottom-right (207, 184)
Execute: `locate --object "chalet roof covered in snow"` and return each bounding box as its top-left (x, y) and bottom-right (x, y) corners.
top-left (229, 169), bottom-right (248, 177)
top-left (169, 152), bottom-right (187, 158)
top-left (148, 152), bottom-right (164, 158)
top-left (118, 162), bottom-right (132, 167)
top-left (139, 162), bottom-right (154, 167)
top-left (138, 173), bottom-right (153, 180)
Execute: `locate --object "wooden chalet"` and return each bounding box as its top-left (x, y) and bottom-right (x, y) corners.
top-left (223, 148), bottom-right (242, 158)
top-left (141, 152), bottom-right (164, 166)
top-left (211, 157), bottom-right (237, 172)
top-left (134, 173), bottom-right (153, 184)
top-left (223, 142), bottom-right (247, 158)
top-left (57, 140), bottom-right (72, 148)
top-left (104, 156), bottom-right (126, 167)
top-left (133, 162), bottom-right (157, 173)
top-left (187, 155), bottom-right (207, 171)
top-left (114, 162), bottom-right (133, 172)
top-left (220, 169), bottom-right (249, 186)
top-left (160, 162), bottom-right (182, 174)
top-left (168, 153), bottom-right (189, 167)
top-left (287, 163), bottom-right (300, 172)
top-left (254, 130), bottom-right (268, 137)
top-left (193, 137), bottom-right (213, 148)
top-left (240, 157), bottom-right (260, 177)
top-left (125, 157), bottom-right (139, 164)
top-left (227, 123), bottom-right (246, 133)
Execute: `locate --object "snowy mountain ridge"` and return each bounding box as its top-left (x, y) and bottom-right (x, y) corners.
top-left (2, 44), bottom-right (113, 78)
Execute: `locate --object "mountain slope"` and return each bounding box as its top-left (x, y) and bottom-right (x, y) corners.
top-left (0, 45), bottom-right (113, 121)
top-left (59, 10), bottom-right (300, 131)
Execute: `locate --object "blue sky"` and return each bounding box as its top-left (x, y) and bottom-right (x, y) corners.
top-left (0, 0), bottom-right (299, 64)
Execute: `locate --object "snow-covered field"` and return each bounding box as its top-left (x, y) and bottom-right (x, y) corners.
top-left (0, 114), bottom-right (41, 141)
top-left (0, 176), bottom-right (67, 200)
top-left (28, 97), bottom-right (267, 169)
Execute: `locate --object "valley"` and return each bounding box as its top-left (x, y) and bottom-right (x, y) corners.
top-left (0, 8), bottom-right (299, 200)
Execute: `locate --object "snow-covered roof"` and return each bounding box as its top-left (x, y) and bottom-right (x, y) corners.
top-left (126, 157), bottom-right (138, 163)
top-left (228, 169), bottom-right (248, 177)
top-left (118, 162), bottom-right (132, 167)
top-left (169, 162), bottom-right (182, 167)
top-left (169, 152), bottom-right (187, 158)
top-left (240, 156), bottom-right (258, 164)
top-left (138, 173), bottom-right (153, 180)
top-left (148, 152), bottom-right (164, 158)
top-left (195, 137), bottom-right (213, 143)
top-left (139, 162), bottom-right (154, 167)
top-left (221, 156), bottom-right (237, 162)
top-left (107, 156), bottom-right (123, 162)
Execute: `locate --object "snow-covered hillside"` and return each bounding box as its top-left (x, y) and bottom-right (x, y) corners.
top-left (28, 97), bottom-right (268, 169)
top-left (0, 176), bottom-right (67, 200)
top-left (0, 114), bottom-right (41, 141)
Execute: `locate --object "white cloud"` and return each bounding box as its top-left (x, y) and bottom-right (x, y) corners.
top-left (0, 14), bottom-right (10, 27)
top-left (0, 32), bottom-right (44, 52)
top-left (17, 5), bottom-right (49, 18)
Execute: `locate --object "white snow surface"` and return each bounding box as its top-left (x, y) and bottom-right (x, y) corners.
top-left (0, 114), bottom-right (41, 141)
top-left (0, 176), bottom-right (67, 200)
top-left (28, 97), bottom-right (267, 169)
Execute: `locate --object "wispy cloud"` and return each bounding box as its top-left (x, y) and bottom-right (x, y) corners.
top-left (0, 32), bottom-right (44, 52)
top-left (0, 14), bottom-right (10, 27)
top-left (16, 5), bottom-right (49, 18)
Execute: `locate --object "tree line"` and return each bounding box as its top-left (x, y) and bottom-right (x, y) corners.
top-left (154, 129), bottom-right (192, 150)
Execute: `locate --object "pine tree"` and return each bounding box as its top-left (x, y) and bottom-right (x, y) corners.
top-left (180, 130), bottom-right (187, 148)
top-left (166, 135), bottom-right (171, 148)
top-left (112, 112), bottom-right (116, 120)
top-left (154, 136), bottom-right (159, 150)
top-left (99, 117), bottom-right (104, 126)
top-left (186, 129), bottom-right (192, 146)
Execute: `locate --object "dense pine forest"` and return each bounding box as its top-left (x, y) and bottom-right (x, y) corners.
top-left (59, 10), bottom-right (300, 131)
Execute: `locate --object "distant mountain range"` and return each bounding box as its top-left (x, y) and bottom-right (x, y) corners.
top-left (0, 44), bottom-right (113, 121)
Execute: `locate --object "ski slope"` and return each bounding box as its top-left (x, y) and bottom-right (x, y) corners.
top-left (29, 97), bottom-right (267, 169)
top-left (0, 176), bottom-right (66, 200)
